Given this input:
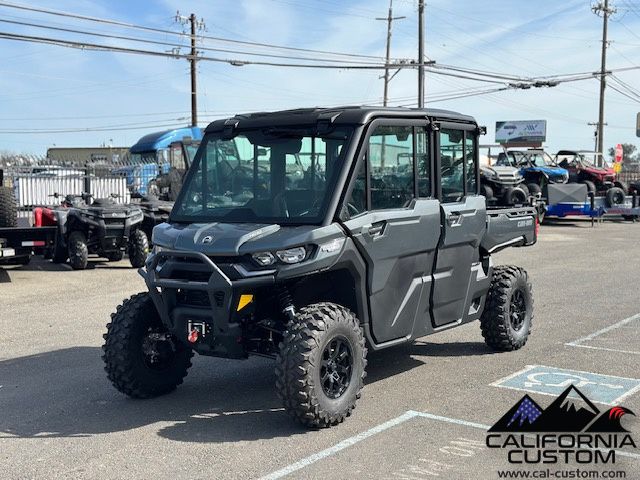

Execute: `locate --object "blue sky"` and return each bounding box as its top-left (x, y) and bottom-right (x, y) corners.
top-left (0, 0), bottom-right (638, 155)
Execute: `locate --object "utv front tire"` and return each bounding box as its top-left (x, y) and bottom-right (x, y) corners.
top-left (68, 231), bottom-right (88, 270)
top-left (481, 266), bottom-right (533, 351)
top-left (128, 229), bottom-right (149, 268)
top-left (276, 302), bottom-right (367, 428)
top-left (102, 292), bottom-right (193, 398)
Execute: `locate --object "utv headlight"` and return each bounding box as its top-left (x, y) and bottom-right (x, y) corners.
top-left (252, 251), bottom-right (276, 266)
top-left (275, 247), bottom-right (307, 264)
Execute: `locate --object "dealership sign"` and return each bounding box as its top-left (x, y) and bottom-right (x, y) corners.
top-left (496, 120), bottom-right (547, 144)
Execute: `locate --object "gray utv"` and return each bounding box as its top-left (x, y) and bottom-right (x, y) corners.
top-left (103, 107), bottom-right (537, 428)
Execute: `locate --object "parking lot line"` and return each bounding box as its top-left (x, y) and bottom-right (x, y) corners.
top-left (565, 312), bottom-right (640, 355)
top-left (260, 407), bottom-right (640, 479)
top-left (258, 410), bottom-right (420, 480)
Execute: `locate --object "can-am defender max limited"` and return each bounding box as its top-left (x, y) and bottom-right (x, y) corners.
top-left (103, 107), bottom-right (537, 428)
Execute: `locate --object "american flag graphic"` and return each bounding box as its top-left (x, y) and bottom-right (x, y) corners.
top-left (507, 397), bottom-right (542, 427)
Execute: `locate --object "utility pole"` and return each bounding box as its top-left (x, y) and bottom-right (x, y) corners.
top-left (175, 12), bottom-right (205, 127)
top-left (376, 0), bottom-right (405, 106)
top-left (189, 13), bottom-right (198, 127)
top-left (417, 0), bottom-right (425, 108)
top-left (592, 0), bottom-right (616, 156)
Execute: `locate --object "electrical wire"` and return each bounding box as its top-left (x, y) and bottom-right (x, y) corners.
top-left (0, 17), bottom-right (388, 65)
top-left (0, 1), bottom-right (386, 61)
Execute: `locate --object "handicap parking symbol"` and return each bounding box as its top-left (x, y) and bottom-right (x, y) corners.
top-left (492, 365), bottom-right (640, 405)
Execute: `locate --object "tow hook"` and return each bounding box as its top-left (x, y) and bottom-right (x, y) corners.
top-left (187, 320), bottom-right (206, 343)
top-left (187, 329), bottom-right (200, 343)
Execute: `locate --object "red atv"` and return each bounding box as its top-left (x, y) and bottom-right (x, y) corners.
top-left (32, 193), bottom-right (89, 263)
top-left (555, 150), bottom-right (627, 206)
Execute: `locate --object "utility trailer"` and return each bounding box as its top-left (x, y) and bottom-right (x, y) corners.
top-left (0, 226), bottom-right (57, 265)
top-left (0, 169), bottom-right (57, 266)
top-left (543, 183), bottom-right (640, 223)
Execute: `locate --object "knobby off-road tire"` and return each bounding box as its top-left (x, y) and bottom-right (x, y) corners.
top-left (481, 266), bottom-right (533, 352)
top-left (580, 180), bottom-right (596, 193)
top-left (128, 229), bottom-right (149, 268)
top-left (102, 292), bottom-right (193, 398)
top-left (605, 187), bottom-right (625, 208)
top-left (503, 187), bottom-right (527, 206)
top-left (527, 183), bottom-right (542, 196)
top-left (275, 302), bottom-right (367, 428)
top-left (0, 186), bottom-right (17, 228)
top-left (481, 184), bottom-right (494, 200)
top-left (68, 231), bottom-right (88, 270)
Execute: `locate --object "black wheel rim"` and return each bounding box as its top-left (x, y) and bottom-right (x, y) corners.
top-left (141, 327), bottom-right (177, 371)
top-left (510, 289), bottom-right (527, 331)
top-left (320, 336), bottom-right (353, 399)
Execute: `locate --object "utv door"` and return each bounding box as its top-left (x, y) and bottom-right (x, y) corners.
top-left (432, 126), bottom-right (486, 327)
top-left (342, 123), bottom-right (440, 344)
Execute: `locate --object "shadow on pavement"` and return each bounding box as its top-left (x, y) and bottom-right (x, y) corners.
top-left (0, 339), bottom-right (495, 442)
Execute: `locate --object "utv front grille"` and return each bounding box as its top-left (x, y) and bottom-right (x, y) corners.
top-left (177, 290), bottom-right (210, 307)
top-left (175, 290), bottom-right (225, 308)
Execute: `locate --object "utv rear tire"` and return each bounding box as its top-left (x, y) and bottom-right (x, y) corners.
top-left (503, 187), bottom-right (527, 206)
top-left (481, 184), bottom-right (494, 200)
top-left (481, 266), bottom-right (533, 352)
top-left (128, 229), bottom-right (149, 268)
top-left (275, 302), bottom-right (367, 428)
top-left (605, 187), bottom-right (625, 207)
top-left (68, 231), bottom-right (88, 270)
top-left (527, 183), bottom-right (542, 196)
top-left (614, 181), bottom-right (628, 195)
top-left (102, 292), bottom-right (193, 398)
top-left (580, 180), bottom-right (596, 193)
top-left (0, 186), bottom-right (17, 228)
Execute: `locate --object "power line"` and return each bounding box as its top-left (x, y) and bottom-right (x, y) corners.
top-left (0, 17), bottom-right (386, 64)
top-left (0, 1), bottom-right (386, 61)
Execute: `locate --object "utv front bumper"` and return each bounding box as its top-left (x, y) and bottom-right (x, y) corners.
top-left (141, 249), bottom-right (275, 358)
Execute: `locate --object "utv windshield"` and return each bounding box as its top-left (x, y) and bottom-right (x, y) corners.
top-left (171, 126), bottom-right (353, 224)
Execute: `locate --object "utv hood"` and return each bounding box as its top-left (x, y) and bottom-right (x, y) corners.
top-left (153, 222), bottom-right (346, 257)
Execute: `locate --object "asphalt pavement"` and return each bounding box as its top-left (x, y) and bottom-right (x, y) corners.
top-left (1, 218), bottom-right (639, 479)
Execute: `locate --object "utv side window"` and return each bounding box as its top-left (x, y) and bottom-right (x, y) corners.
top-left (439, 129), bottom-right (465, 202)
top-left (416, 127), bottom-right (431, 197)
top-left (369, 126), bottom-right (414, 210)
top-left (345, 158), bottom-right (367, 217)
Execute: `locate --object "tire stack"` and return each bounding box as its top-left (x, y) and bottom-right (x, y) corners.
top-left (0, 186), bottom-right (17, 228)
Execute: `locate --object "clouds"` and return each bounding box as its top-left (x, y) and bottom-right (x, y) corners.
top-left (0, 0), bottom-right (638, 154)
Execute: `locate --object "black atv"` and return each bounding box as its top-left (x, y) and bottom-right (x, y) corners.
top-left (62, 194), bottom-right (149, 270)
top-left (137, 195), bottom-right (173, 243)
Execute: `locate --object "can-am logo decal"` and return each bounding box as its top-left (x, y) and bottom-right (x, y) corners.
top-left (486, 386), bottom-right (636, 465)
top-left (202, 235), bottom-right (213, 244)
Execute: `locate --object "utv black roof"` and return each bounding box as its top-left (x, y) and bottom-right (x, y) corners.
top-left (204, 106), bottom-right (477, 133)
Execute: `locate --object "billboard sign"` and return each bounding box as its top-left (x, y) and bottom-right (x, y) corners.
top-left (495, 120), bottom-right (547, 144)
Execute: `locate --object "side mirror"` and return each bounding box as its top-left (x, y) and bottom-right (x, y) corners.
top-left (182, 136), bottom-right (193, 146)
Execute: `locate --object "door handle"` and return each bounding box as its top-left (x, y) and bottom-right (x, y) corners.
top-left (365, 221), bottom-right (386, 237)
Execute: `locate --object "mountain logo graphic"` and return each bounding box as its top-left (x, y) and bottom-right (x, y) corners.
top-left (489, 385), bottom-right (635, 433)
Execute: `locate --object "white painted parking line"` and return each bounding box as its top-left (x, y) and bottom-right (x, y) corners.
top-left (566, 312), bottom-right (640, 355)
top-left (258, 410), bottom-right (419, 480)
top-left (260, 408), bottom-right (640, 479)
